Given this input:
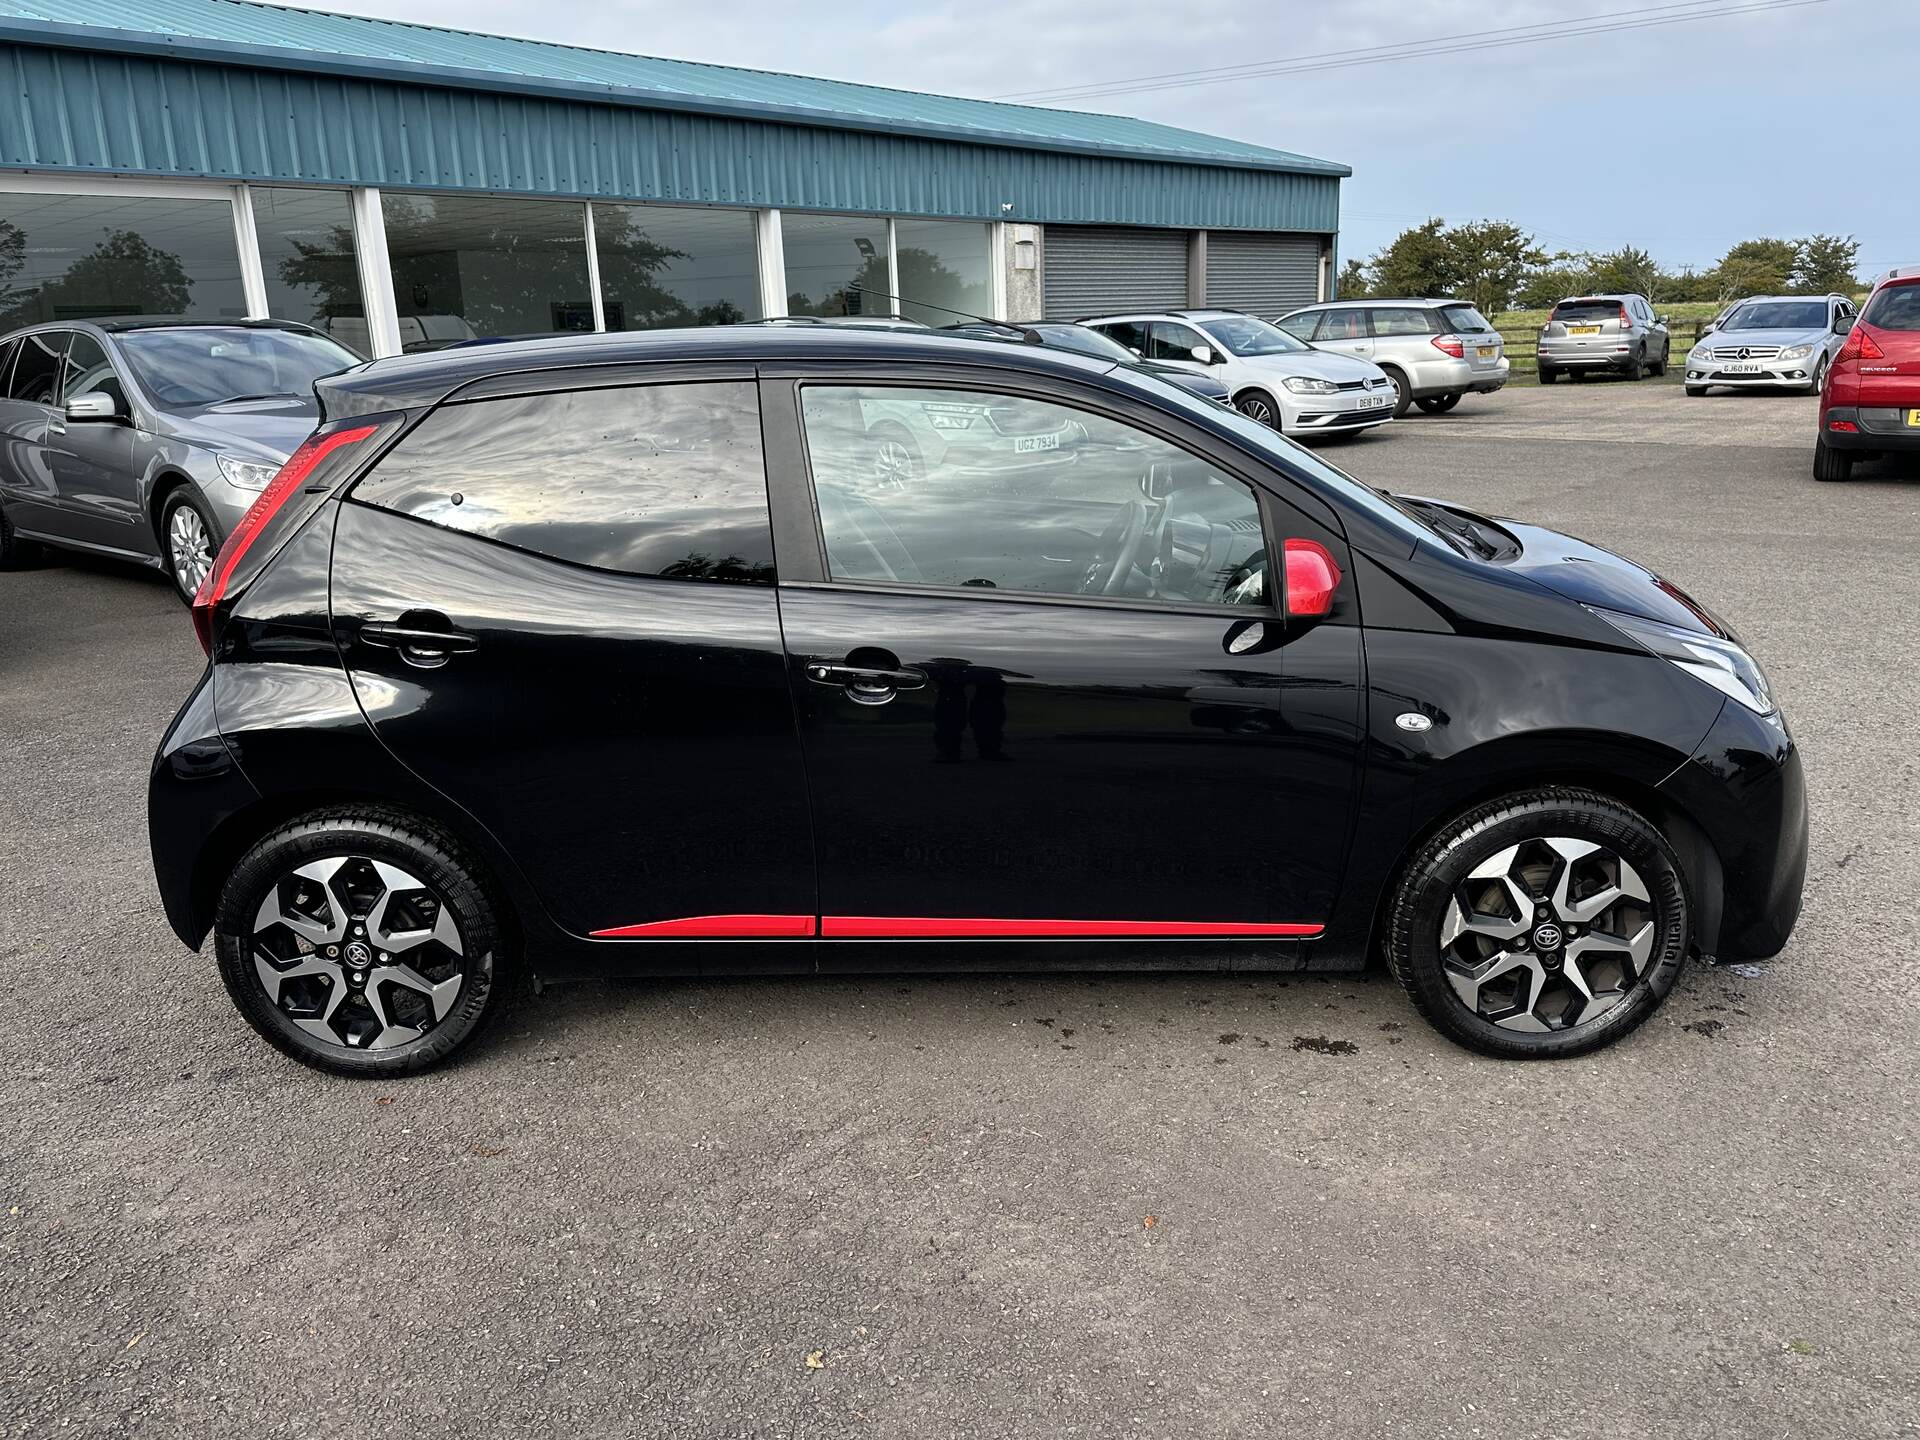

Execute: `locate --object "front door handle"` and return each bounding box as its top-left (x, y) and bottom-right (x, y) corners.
top-left (361, 619), bottom-right (478, 669)
top-left (805, 660), bottom-right (927, 705)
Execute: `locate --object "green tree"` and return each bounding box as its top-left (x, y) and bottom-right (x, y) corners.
top-left (1335, 257), bottom-right (1370, 299)
top-left (1591, 245), bottom-right (1662, 299)
top-left (1793, 234), bottom-right (1859, 294)
top-left (1713, 238), bottom-right (1799, 299)
top-left (1517, 252), bottom-right (1598, 310)
top-left (0, 221), bottom-right (27, 322)
top-left (1368, 218), bottom-right (1457, 299)
top-left (1445, 220), bottom-right (1547, 313)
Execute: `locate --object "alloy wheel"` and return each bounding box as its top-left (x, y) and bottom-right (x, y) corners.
top-left (169, 505), bottom-right (214, 595)
top-left (1439, 836), bottom-right (1656, 1034)
top-left (1236, 396), bottom-right (1275, 427)
top-left (250, 855), bottom-right (467, 1051)
top-left (871, 438), bottom-right (917, 490)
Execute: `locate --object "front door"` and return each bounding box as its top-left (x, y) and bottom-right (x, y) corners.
top-left (45, 332), bottom-right (143, 554)
top-left (768, 374), bottom-right (1365, 949)
top-left (328, 371), bottom-right (816, 942)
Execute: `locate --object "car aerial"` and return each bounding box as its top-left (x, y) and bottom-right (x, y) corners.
top-left (1536, 294), bottom-right (1670, 383)
top-left (148, 326), bottom-right (1806, 1076)
top-left (1079, 310), bottom-right (1395, 438)
top-left (1685, 294), bottom-right (1856, 397)
top-left (941, 319), bottom-right (1233, 403)
top-left (1814, 266), bottom-right (1920, 482)
top-left (1274, 298), bottom-right (1509, 418)
top-left (0, 319), bottom-right (363, 597)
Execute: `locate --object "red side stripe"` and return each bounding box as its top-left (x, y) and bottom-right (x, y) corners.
top-left (819, 917), bottom-right (1323, 939)
top-left (590, 914), bottom-right (815, 939)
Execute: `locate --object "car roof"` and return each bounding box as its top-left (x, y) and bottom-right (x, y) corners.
top-left (1280, 297), bottom-right (1463, 312)
top-left (316, 324), bottom-right (1122, 417)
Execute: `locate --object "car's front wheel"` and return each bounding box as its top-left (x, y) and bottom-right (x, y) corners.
top-left (214, 807), bottom-right (512, 1076)
top-left (1384, 788), bottom-right (1689, 1058)
top-left (0, 500), bottom-right (40, 569)
top-left (1234, 389), bottom-right (1281, 430)
top-left (1379, 368), bottom-right (1412, 418)
top-left (160, 486), bottom-right (222, 602)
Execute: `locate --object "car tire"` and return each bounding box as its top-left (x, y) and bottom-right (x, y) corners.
top-left (1685, 385), bottom-right (1709, 398)
top-left (1537, 366), bottom-right (1558, 385)
top-left (1234, 389), bottom-right (1282, 431)
top-left (1650, 342), bottom-right (1669, 377)
top-left (214, 806), bottom-right (514, 1077)
top-left (1415, 393), bottom-right (1462, 415)
top-left (0, 501), bottom-right (41, 569)
top-left (159, 485), bottom-right (222, 603)
top-left (1807, 357), bottom-right (1828, 395)
top-left (1379, 368), bottom-right (1412, 419)
top-left (866, 425), bottom-right (922, 491)
top-left (1812, 438), bottom-right (1854, 482)
top-left (1624, 350), bottom-right (1646, 381)
top-left (1384, 787), bottom-right (1690, 1060)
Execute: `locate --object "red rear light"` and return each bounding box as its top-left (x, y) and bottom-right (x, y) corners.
top-left (1431, 335), bottom-right (1465, 359)
top-left (1827, 419), bottom-right (1859, 433)
top-left (190, 423), bottom-right (378, 656)
top-left (1618, 305), bottom-right (1631, 329)
top-left (1834, 326), bottom-right (1883, 364)
top-left (1282, 538), bottom-right (1342, 619)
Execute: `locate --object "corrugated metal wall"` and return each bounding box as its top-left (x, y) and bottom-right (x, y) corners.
top-left (0, 42), bottom-right (1343, 232)
top-left (1042, 227), bottom-right (1190, 320)
top-left (1204, 233), bottom-right (1322, 315)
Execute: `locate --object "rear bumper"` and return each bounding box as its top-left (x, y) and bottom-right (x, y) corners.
top-left (1821, 405), bottom-right (1920, 451)
top-left (1408, 355), bottom-right (1509, 396)
top-left (1538, 342), bottom-right (1638, 370)
top-left (148, 670), bottom-right (260, 949)
top-left (1657, 700), bottom-right (1807, 962)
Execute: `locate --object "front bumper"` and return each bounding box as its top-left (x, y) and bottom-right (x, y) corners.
top-left (1685, 356), bottom-right (1821, 389)
top-left (1657, 699), bottom-right (1807, 962)
top-left (1821, 405), bottom-right (1920, 452)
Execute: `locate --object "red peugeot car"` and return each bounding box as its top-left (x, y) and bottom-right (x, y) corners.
top-left (1816, 267), bottom-right (1920, 481)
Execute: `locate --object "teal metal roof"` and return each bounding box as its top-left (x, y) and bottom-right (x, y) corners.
top-left (0, 0), bottom-right (1350, 176)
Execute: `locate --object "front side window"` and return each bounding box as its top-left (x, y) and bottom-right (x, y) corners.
top-left (799, 384), bottom-right (1269, 609)
top-left (1148, 322), bottom-right (1209, 362)
top-left (58, 333), bottom-right (120, 407)
top-left (4, 332), bottom-right (67, 404)
top-left (356, 381), bottom-right (773, 583)
top-left (1371, 307), bottom-right (1435, 337)
top-left (1314, 309), bottom-right (1368, 341)
top-left (113, 327), bottom-right (358, 408)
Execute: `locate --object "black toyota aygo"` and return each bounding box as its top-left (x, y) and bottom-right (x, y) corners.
top-left (149, 327), bottom-right (1807, 1075)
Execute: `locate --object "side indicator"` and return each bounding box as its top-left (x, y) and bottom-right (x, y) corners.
top-left (820, 917), bottom-right (1323, 939)
top-left (591, 914), bottom-right (815, 939)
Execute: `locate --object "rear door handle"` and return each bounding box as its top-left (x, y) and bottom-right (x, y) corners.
top-left (361, 620), bottom-right (478, 668)
top-left (805, 660), bottom-right (927, 705)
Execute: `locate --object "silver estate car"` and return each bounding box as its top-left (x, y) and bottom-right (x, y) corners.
top-left (1536, 294), bottom-right (1670, 382)
top-left (1275, 298), bottom-right (1509, 417)
top-left (0, 320), bottom-right (360, 598)
top-left (1683, 294), bottom-right (1857, 396)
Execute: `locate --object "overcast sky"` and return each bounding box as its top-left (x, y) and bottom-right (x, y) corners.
top-left (316, 0), bottom-right (1909, 276)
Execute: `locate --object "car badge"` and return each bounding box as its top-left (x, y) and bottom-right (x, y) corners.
top-left (1395, 713), bottom-right (1434, 733)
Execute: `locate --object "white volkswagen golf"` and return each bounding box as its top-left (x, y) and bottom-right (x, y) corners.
top-left (1082, 309), bottom-right (1396, 439)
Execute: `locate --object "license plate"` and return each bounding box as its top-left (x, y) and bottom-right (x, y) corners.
top-left (1358, 393), bottom-right (1389, 410)
top-left (1477, 345), bottom-right (1497, 359)
top-left (1908, 409), bottom-right (1920, 428)
top-left (1568, 324), bottom-right (1601, 335)
top-left (1722, 363), bottom-right (1761, 374)
top-left (1012, 433), bottom-right (1059, 453)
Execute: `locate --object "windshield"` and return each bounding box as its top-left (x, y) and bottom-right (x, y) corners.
top-left (1032, 324), bottom-right (1138, 363)
top-left (1723, 301), bottom-right (1827, 331)
top-left (1197, 316), bottom-right (1311, 357)
top-left (115, 328), bottom-right (359, 407)
top-left (1439, 304), bottom-right (1493, 334)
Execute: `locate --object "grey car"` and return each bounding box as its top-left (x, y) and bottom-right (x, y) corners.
top-left (1536, 294), bottom-right (1669, 382)
top-left (0, 320), bottom-right (360, 598)
top-left (1682, 294), bottom-right (1857, 396)
top-left (1274, 297), bottom-right (1509, 417)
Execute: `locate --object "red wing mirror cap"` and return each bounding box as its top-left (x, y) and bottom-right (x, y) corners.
top-left (1282, 538), bottom-right (1342, 620)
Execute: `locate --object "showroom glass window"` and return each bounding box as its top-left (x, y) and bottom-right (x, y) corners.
top-left (798, 384), bottom-right (1270, 608)
top-left (892, 220), bottom-right (990, 327)
top-left (0, 193), bottom-right (245, 331)
top-left (381, 194), bottom-right (592, 347)
top-left (251, 187), bottom-right (370, 355)
top-left (354, 381), bottom-right (775, 582)
top-left (782, 214), bottom-right (890, 317)
top-left (593, 204), bottom-right (761, 330)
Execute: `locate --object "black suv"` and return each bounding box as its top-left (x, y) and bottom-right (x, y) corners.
top-left (150, 328), bottom-right (1806, 1075)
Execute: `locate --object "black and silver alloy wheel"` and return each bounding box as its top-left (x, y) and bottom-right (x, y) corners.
top-left (1386, 788), bottom-right (1689, 1058)
top-left (216, 809), bottom-right (507, 1075)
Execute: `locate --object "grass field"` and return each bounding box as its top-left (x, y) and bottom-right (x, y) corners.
top-left (1495, 300), bottom-right (1725, 383)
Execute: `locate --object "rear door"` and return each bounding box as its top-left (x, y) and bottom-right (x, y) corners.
top-left (764, 368), bottom-right (1365, 951)
top-left (329, 368), bottom-right (817, 944)
top-left (0, 330), bottom-right (69, 537)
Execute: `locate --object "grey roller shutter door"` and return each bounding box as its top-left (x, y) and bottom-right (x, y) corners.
top-left (1043, 226), bottom-right (1189, 320)
top-left (1204, 233), bottom-right (1322, 317)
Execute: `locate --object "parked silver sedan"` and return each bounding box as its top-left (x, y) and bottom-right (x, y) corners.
top-left (0, 320), bottom-right (360, 597)
top-left (1682, 294), bottom-right (1857, 396)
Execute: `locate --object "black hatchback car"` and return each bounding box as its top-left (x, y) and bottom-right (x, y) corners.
top-left (150, 328), bottom-right (1806, 1075)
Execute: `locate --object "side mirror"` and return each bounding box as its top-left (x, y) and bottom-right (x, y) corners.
top-left (1189, 344), bottom-right (1217, 365)
top-left (64, 391), bottom-right (122, 423)
top-left (1128, 346), bottom-right (1144, 358)
top-left (1833, 314), bottom-right (1852, 335)
top-left (1657, 314), bottom-right (1673, 326)
top-left (1701, 321), bottom-right (1717, 335)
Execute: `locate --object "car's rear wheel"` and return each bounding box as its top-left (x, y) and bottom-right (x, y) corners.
top-left (214, 808), bottom-right (512, 1076)
top-left (160, 486), bottom-right (221, 602)
top-left (1537, 366), bottom-right (1557, 385)
top-left (1624, 351), bottom-right (1646, 381)
top-left (1234, 389), bottom-right (1281, 431)
top-left (0, 501), bottom-right (40, 569)
top-left (1379, 368), bottom-right (1412, 418)
top-left (1385, 788), bottom-right (1689, 1059)
top-left (1812, 438), bottom-right (1854, 482)
top-left (1415, 393), bottom-right (1461, 415)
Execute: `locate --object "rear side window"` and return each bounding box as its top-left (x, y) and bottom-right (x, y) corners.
top-left (1370, 308), bottom-right (1435, 337)
top-left (1093, 320), bottom-right (1149, 354)
top-left (1862, 284), bottom-right (1920, 331)
top-left (5, 331), bottom-right (66, 404)
top-left (355, 381), bottom-right (774, 583)
top-left (0, 339), bottom-right (16, 395)
top-left (1439, 305), bottom-right (1493, 333)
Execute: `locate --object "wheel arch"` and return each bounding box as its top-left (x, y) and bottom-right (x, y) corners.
top-left (146, 467), bottom-right (203, 552)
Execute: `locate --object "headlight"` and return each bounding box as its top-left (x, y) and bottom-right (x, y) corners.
top-left (920, 401), bottom-right (984, 431)
top-left (216, 453), bottom-right (282, 491)
top-left (1776, 343), bottom-right (1815, 361)
top-left (1587, 606), bottom-right (1774, 714)
top-left (1281, 376), bottom-right (1338, 395)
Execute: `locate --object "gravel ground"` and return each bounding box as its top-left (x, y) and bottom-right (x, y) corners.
top-left (2, 378), bottom-right (1916, 1439)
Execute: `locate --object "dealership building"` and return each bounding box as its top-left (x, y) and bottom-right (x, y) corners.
top-left (0, 0), bottom-right (1347, 357)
